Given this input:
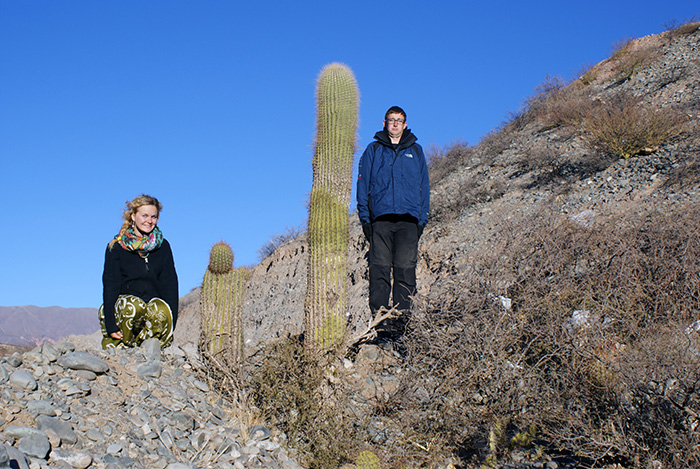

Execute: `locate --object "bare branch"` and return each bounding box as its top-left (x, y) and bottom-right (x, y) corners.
top-left (346, 307), bottom-right (400, 347)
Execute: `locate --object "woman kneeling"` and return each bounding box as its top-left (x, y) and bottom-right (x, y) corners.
top-left (99, 194), bottom-right (178, 349)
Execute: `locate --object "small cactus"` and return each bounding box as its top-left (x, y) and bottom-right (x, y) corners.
top-left (208, 241), bottom-right (234, 274)
top-left (511, 423), bottom-right (536, 447)
top-left (355, 450), bottom-right (380, 469)
top-left (200, 242), bottom-right (249, 366)
top-left (304, 62), bottom-right (359, 351)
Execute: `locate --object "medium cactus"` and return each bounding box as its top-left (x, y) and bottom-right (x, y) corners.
top-left (304, 62), bottom-right (359, 351)
top-left (200, 242), bottom-right (249, 366)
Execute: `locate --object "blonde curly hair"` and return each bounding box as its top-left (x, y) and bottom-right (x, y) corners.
top-left (108, 194), bottom-right (163, 249)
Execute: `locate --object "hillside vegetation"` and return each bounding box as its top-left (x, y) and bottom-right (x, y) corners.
top-left (198, 22), bottom-right (700, 469)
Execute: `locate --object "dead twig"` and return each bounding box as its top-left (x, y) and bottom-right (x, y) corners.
top-left (346, 307), bottom-right (400, 347)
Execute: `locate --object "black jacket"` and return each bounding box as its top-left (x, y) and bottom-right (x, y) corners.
top-left (102, 239), bottom-right (179, 334)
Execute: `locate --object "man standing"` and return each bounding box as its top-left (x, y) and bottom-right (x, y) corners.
top-left (357, 106), bottom-right (430, 341)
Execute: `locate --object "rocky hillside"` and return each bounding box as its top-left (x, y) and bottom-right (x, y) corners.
top-left (0, 337), bottom-right (303, 468)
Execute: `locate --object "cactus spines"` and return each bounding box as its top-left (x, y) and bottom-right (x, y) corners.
top-left (304, 62), bottom-right (359, 351)
top-left (200, 241), bottom-right (248, 367)
top-left (208, 241), bottom-right (234, 274)
top-left (355, 450), bottom-right (380, 469)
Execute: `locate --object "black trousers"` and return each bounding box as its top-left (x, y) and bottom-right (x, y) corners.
top-left (368, 220), bottom-right (419, 315)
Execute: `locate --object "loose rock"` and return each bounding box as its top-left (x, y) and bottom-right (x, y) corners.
top-left (0, 340), bottom-right (303, 468)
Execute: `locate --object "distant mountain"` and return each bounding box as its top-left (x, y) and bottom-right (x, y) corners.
top-left (0, 305), bottom-right (99, 346)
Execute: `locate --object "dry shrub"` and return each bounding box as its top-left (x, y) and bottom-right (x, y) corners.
top-left (512, 145), bottom-right (559, 176)
top-left (396, 202), bottom-right (700, 468)
top-left (609, 37), bottom-right (657, 81)
top-left (580, 93), bottom-right (687, 159)
top-left (258, 225), bottom-right (303, 261)
top-left (578, 64), bottom-right (597, 86)
top-left (610, 37), bottom-right (635, 58)
top-left (453, 173), bottom-right (507, 211)
top-left (429, 141), bottom-right (507, 223)
top-left (247, 336), bottom-right (359, 468)
top-left (523, 75), bottom-right (592, 129)
top-left (479, 126), bottom-right (517, 158)
top-left (431, 170), bottom-right (507, 224)
top-left (519, 78), bottom-right (687, 162)
top-left (427, 142), bottom-right (474, 185)
top-left (537, 82), bottom-right (593, 129)
top-left (666, 18), bottom-right (700, 38)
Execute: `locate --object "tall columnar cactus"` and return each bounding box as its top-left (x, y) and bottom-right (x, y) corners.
top-left (200, 242), bottom-right (249, 366)
top-left (304, 62), bottom-right (359, 351)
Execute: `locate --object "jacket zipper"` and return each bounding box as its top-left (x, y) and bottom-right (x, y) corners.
top-left (391, 147), bottom-right (400, 211)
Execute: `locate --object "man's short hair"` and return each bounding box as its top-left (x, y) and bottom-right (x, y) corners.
top-left (384, 106), bottom-right (406, 121)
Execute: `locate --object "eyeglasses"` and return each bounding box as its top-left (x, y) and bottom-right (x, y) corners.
top-left (386, 118), bottom-right (405, 124)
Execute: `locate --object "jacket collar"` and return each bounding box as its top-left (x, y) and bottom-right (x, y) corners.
top-left (374, 128), bottom-right (418, 151)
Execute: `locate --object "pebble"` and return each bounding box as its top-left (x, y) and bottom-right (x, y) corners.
top-left (0, 338), bottom-right (303, 468)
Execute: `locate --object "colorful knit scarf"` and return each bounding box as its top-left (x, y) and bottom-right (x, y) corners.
top-left (117, 226), bottom-right (163, 255)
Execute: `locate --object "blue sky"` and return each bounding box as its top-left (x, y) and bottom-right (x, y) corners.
top-left (1, 1), bottom-right (697, 308)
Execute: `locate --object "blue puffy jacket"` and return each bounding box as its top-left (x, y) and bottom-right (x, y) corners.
top-left (357, 129), bottom-right (430, 227)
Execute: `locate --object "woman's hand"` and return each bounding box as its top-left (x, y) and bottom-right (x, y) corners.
top-left (110, 331), bottom-right (123, 340)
